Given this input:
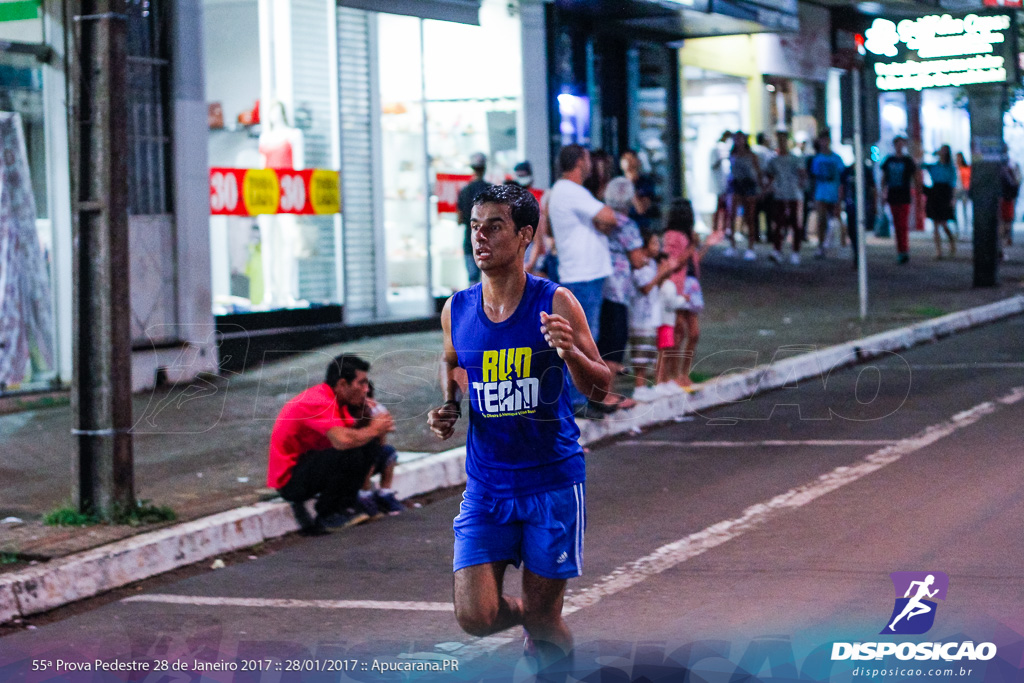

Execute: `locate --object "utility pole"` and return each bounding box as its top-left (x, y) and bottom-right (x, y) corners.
top-left (967, 85), bottom-right (1006, 288)
top-left (67, 0), bottom-right (135, 519)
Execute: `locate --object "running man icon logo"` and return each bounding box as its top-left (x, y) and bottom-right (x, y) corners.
top-left (880, 571), bottom-right (949, 635)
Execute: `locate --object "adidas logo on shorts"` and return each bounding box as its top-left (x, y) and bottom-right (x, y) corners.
top-left (556, 551), bottom-right (568, 564)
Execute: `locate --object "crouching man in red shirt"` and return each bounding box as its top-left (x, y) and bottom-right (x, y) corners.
top-left (267, 355), bottom-right (395, 535)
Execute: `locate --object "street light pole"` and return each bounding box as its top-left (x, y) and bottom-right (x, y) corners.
top-left (68, 0), bottom-right (135, 519)
top-left (853, 67), bottom-right (868, 320)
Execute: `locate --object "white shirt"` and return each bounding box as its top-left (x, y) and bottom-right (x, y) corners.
top-left (660, 281), bottom-right (679, 327)
top-left (710, 143), bottom-right (731, 196)
top-left (630, 261), bottom-right (660, 332)
top-left (547, 179), bottom-right (612, 283)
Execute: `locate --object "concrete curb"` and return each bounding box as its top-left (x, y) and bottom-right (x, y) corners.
top-left (1, 295), bottom-right (1021, 624)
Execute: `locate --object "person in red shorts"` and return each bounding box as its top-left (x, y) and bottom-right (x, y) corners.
top-left (267, 355), bottom-right (394, 535)
top-left (881, 136), bottom-right (921, 264)
top-left (999, 158), bottom-right (1021, 257)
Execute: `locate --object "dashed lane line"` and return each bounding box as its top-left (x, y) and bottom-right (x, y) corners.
top-left (120, 387), bottom-right (1024, 663)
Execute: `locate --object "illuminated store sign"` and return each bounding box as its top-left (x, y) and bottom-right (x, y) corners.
top-left (864, 13), bottom-right (1016, 91)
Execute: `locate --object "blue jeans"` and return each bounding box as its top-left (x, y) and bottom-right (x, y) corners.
top-left (561, 277), bottom-right (605, 407)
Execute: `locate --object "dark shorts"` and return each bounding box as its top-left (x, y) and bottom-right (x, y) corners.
top-left (277, 445), bottom-right (377, 516)
top-left (597, 299), bottom-right (629, 365)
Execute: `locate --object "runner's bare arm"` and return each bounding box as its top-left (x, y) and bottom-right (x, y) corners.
top-left (428, 298), bottom-right (462, 440)
top-left (542, 288), bottom-right (611, 403)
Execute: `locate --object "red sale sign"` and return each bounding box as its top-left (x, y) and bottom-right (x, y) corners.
top-left (210, 168), bottom-right (340, 216)
top-left (435, 173), bottom-right (473, 214)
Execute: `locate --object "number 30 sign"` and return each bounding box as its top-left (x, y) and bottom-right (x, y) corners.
top-left (210, 168), bottom-right (340, 216)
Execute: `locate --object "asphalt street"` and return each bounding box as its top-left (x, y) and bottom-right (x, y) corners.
top-left (2, 316), bottom-right (1023, 682)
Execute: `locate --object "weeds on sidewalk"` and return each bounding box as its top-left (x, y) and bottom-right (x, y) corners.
top-left (912, 306), bottom-right (947, 318)
top-left (43, 500), bottom-right (176, 527)
top-left (43, 506), bottom-right (98, 527)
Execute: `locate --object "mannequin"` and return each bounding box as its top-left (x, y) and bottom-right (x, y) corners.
top-left (257, 102), bottom-right (304, 308)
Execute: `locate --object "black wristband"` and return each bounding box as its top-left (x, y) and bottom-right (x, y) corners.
top-left (443, 399), bottom-right (461, 417)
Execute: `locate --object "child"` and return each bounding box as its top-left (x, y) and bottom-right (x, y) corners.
top-left (355, 381), bottom-right (404, 516)
top-left (661, 199), bottom-right (722, 391)
top-left (629, 231), bottom-right (680, 401)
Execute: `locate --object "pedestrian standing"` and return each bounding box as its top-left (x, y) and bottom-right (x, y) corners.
top-left (765, 131), bottom-right (806, 265)
top-left (955, 151), bottom-right (972, 239)
top-left (628, 231), bottom-right (679, 402)
top-left (924, 145), bottom-right (958, 260)
top-left (583, 149), bottom-right (614, 201)
top-left (661, 199), bottom-right (722, 391)
top-left (457, 153), bottom-right (491, 285)
top-left (619, 149), bottom-right (660, 231)
top-left (881, 136), bottom-right (921, 264)
top-left (595, 176), bottom-right (645, 410)
top-left (547, 144), bottom-right (618, 413)
top-left (710, 131), bottom-right (733, 248)
top-left (516, 161), bottom-right (557, 282)
top-left (999, 158), bottom-right (1021, 256)
top-left (809, 132), bottom-right (846, 259)
top-left (753, 132), bottom-right (776, 244)
top-left (728, 132), bottom-right (763, 261)
top-left (841, 159), bottom-right (876, 268)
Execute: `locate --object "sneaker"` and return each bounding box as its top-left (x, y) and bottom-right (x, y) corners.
top-left (814, 247), bottom-right (826, 260)
top-left (769, 250), bottom-right (783, 264)
top-left (320, 509), bottom-right (370, 528)
top-left (723, 246), bottom-right (737, 257)
top-left (654, 382), bottom-right (683, 397)
top-left (789, 252), bottom-right (801, 265)
top-left (375, 491), bottom-right (404, 516)
top-left (298, 521), bottom-right (329, 537)
top-left (897, 252), bottom-right (910, 265)
top-left (357, 493), bottom-right (383, 519)
top-left (743, 249), bottom-right (756, 261)
top-left (632, 385), bottom-right (658, 402)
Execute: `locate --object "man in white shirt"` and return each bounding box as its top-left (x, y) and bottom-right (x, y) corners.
top-left (547, 144), bottom-right (617, 411)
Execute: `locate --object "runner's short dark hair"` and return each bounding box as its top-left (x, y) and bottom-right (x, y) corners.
top-left (558, 144), bottom-right (588, 175)
top-left (472, 183), bottom-right (539, 234)
top-left (325, 355), bottom-right (370, 387)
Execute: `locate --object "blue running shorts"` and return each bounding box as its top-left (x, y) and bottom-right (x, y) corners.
top-left (453, 482), bottom-right (585, 580)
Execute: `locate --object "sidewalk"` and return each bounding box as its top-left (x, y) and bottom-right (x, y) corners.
top-left (2, 233), bottom-right (1023, 570)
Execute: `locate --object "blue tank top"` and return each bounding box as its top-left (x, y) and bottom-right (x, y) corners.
top-left (451, 274), bottom-right (585, 498)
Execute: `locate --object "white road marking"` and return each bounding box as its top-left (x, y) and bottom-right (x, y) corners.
top-left (620, 439), bottom-right (899, 448)
top-left (122, 595), bottom-right (452, 611)
top-left (907, 363), bottom-right (1024, 370)
top-left (120, 387), bottom-right (1024, 663)
top-left (458, 386), bottom-right (1024, 660)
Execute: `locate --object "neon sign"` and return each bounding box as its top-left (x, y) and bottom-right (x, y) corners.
top-left (864, 13), bottom-right (1016, 91)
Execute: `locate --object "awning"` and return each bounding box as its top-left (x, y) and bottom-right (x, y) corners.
top-left (554, 0), bottom-right (799, 42)
top-left (337, 0), bottom-right (480, 26)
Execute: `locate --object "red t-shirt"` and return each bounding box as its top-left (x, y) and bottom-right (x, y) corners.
top-left (267, 383), bottom-right (355, 488)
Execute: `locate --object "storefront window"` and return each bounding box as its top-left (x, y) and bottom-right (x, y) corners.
top-left (376, 0), bottom-right (524, 314)
top-left (377, 13), bottom-right (431, 319)
top-left (204, 0), bottom-right (342, 316)
top-left (0, 29), bottom-right (58, 391)
top-left (683, 66), bottom-right (747, 220)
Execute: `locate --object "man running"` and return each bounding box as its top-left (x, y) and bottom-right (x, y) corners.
top-left (427, 184), bottom-right (611, 673)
